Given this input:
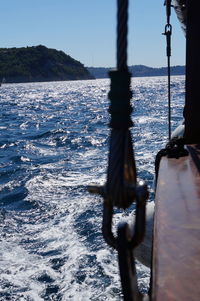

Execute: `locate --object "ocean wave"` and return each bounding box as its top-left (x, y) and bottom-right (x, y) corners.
top-left (0, 76), bottom-right (185, 299)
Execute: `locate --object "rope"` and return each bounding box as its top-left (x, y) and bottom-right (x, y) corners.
top-left (155, 137), bottom-right (188, 186)
top-left (106, 129), bottom-right (136, 209)
top-left (108, 70), bottom-right (132, 129)
top-left (117, 0), bottom-right (128, 70)
top-left (89, 0), bottom-right (147, 251)
top-left (106, 0), bottom-right (136, 210)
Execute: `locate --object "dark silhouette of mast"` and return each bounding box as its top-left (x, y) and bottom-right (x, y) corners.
top-left (184, 1), bottom-right (200, 143)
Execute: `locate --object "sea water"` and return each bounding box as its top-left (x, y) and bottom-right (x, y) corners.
top-left (0, 76), bottom-right (185, 300)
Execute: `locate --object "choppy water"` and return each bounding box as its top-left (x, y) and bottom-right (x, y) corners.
top-left (0, 76), bottom-right (185, 300)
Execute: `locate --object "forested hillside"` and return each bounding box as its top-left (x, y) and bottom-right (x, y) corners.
top-left (0, 45), bottom-right (94, 83)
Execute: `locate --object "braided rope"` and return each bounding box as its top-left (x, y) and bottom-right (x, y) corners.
top-left (106, 129), bottom-right (136, 209)
top-left (106, 0), bottom-right (135, 209)
top-left (88, 0), bottom-right (148, 255)
top-left (117, 0), bottom-right (128, 70)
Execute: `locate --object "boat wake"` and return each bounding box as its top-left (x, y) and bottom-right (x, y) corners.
top-left (0, 77), bottom-right (184, 300)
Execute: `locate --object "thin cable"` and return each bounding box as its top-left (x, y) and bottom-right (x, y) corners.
top-left (166, 26), bottom-right (172, 141)
top-left (164, 0), bottom-right (172, 141)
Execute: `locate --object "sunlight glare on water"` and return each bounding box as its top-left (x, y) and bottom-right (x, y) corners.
top-left (0, 76), bottom-right (185, 300)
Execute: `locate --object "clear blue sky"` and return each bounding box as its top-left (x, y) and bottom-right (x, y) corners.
top-left (1, 0), bottom-right (185, 67)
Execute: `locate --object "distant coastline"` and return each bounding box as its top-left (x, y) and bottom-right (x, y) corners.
top-left (0, 45), bottom-right (185, 84)
top-left (87, 65), bottom-right (185, 79)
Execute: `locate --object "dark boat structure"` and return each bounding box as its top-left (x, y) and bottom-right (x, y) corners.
top-left (89, 0), bottom-right (200, 300)
top-left (173, 0), bottom-right (186, 34)
top-left (152, 1), bottom-right (200, 300)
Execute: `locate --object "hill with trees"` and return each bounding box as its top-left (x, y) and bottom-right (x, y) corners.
top-left (0, 45), bottom-right (94, 83)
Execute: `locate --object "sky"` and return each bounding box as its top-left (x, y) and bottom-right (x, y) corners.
top-left (0, 0), bottom-right (185, 68)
